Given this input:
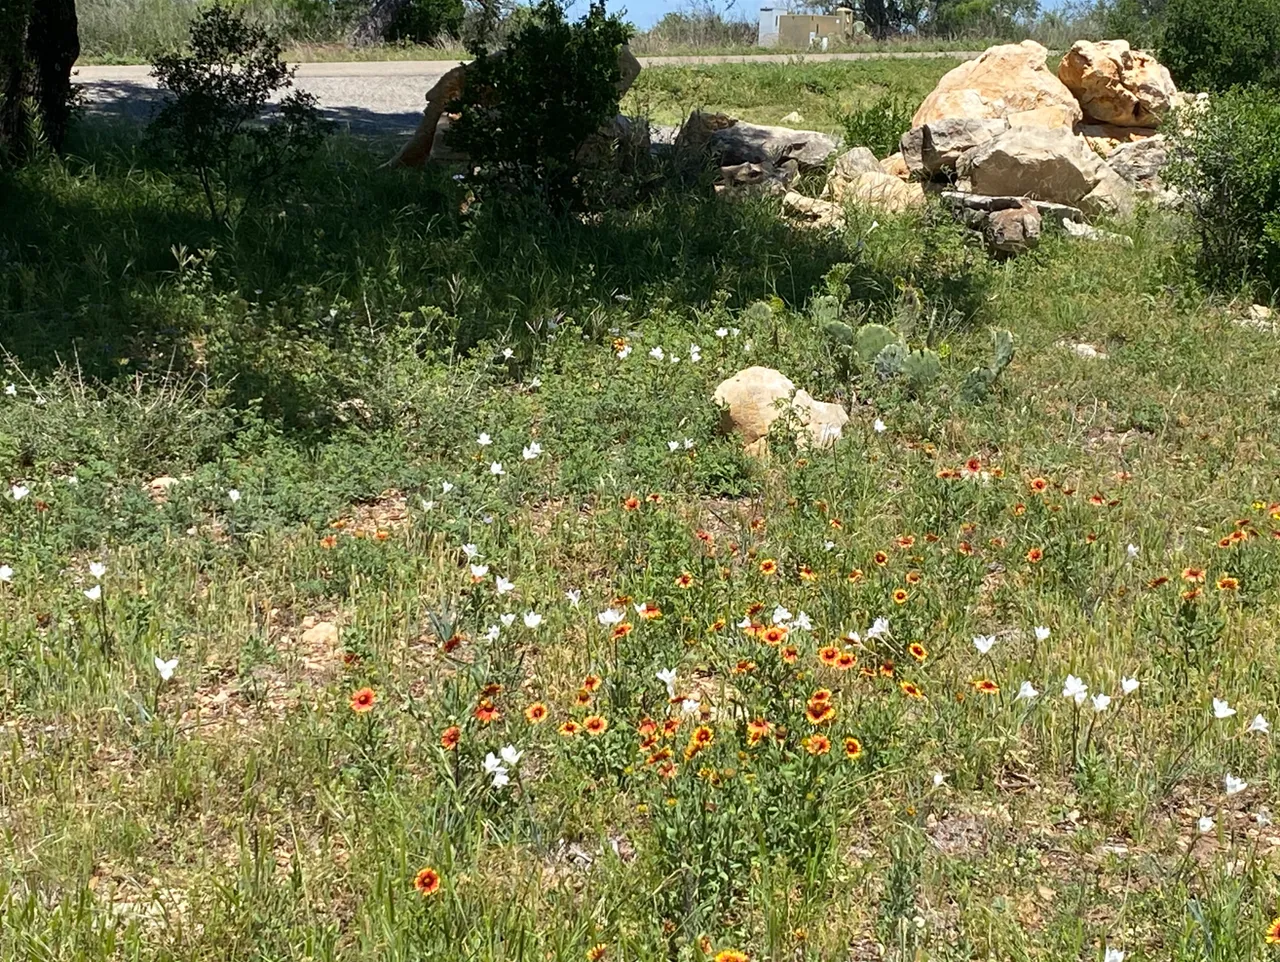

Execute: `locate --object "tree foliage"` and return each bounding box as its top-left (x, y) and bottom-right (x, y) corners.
top-left (0, 0), bottom-right (79, 163)
top-left (1160, 0), bottom-right (1280, 92)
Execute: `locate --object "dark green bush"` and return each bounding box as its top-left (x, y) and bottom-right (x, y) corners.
top-left (149, 4), bottom-right (330, 223)
top-left (386, 0), bottom-right (465, 42)
top-left (1164, 88), bottom-right (1280, 295)
top-left (840, 93), bottom-right (915, 159)
top-left (1160, 0), bottom-right (1280, 92)
top-left (446, 0), bottom-right (632, 207)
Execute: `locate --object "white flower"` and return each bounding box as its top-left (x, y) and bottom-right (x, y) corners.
top-left (489, 462), bottom-right (505, 476)
top-left (482, 752), bottom-right (505, 775)
top-left (500, 745), bottom-right (523, 767)
top-left (495, 576), bottom-right (515, 595)
top-left (973, 635), bottom-right (995, 655)
top-left (461, 543), bottom-right (479, 559)
top-left (597, 608), bottom-right (623, 626)
top-left (1256, 808), bottom-right (1272, 827)
top-left (1016, 680), bottom-right (1039, 701)
top-left (500, 613), bottom-right (516, 628)
top-left (1213, 697), bottom-right (1236, 719)
top-left (731, 328), bottom-right (740, 337)
top-left (501, 348), bottom-right (515, 360)
top-left (867, 617), bottom-right (890, 639)
top-left (657, 667), bottom-right (677, 697)
top-left (648, 346), bottom-right (665, 361)
top-left (683, 438), bottom-right (695, 449)
top-left (478, 432), bottom-right (492, 446)
top-left (154, 656), bottom-right (179, 681)
top-left (868, 220), bottom-right (880, 233)
top-left (668, 440), bottom-right (680, 452)
top-left (681, 698), bottom-right (701, 714)
top-left (1034, 626), bottom-right (1050, 642)
top-left (84, 585), bottom-right (102, 602)
top-left (89, 562), bottom-right (107, 580)
top-left (1091, 693), bottom-right (1112, 712)
top-left (737, 617), bottom-right (753, 629)
top-left (528, 377), bottom-right (541, 389)
top-left (688, 346), bottom-right (702, 363)
top-left (522, 442), bottom-right (542, 460)
top-left (873, 418), bottom-right (886, 433)
top-left (932, 771), bottom-right (947, 787)
top-left (227, 488), bottom-right (241, 503)
top-left (3, 384), bottom-right (14, 396)
top-left (1225, 773), bottom-right (1248, 796)
top-left (1104, 948), bottom-right (1125, 962)
top-left (771, 605), bottom-right (792, 625)
top-left (668, 355), bottom-right (680, 364)
top-left (1126, 543), bottom-right (1139, 560)
top-left (441, 481), bottom-right (454, 494)
top-left (616, 345), bottom-right (631, 359)
top-left (823, 540), bottom-right (836, 552)
top-left (491, 770), bottom-right (510, 789)
top-left (715, 327), bottom-right (729, 338)
top-left (844, 629), bottom-right (861, 644)
top-left (485, 624), bottom-right (501, 641)
top-left (10, 484), bottom-right (28, 501)
top-left (0, 564), bottom-right (11, 583)
top-left (522, 611), bottom-right (543, 629)
top-left (1197, 815), bottom-right (1215, 834)
top-left (1062, 674), bottom-right (1088, 705)
top-left (565, 589), bottom-right (581, 607)
top-left (793, 611), bottom-right (813, 631)
top-left (470, 564), bottom-right (489, 579)
top-left (1248, 713), bottom-right (1270, 734)
top-left (1121, 676), bottom-right (1140, 695)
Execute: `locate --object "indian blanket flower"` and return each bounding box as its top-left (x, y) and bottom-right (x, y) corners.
top-left (713, 951), bottom-right (749, 962)
top-left (524, 703), bottom-right (548, 724)
top-left (843, 736), bottom-right (863, 760)
top-left (908, 643), bottom-right (927, 663)
top-left (474, 699), bottom-right (500, 724)
top-left (758, 558), bottom-right (778, 576)
top-left (349, 687), bottom-right (377, 713)
top-left (892, 588), bottom-right (909, 605)
top-left (900, 681), bottom-right (924, 700)
top-left (440, 726), bottom-right (461, 750)
top-left (584, 715), bottom-right (609, 736)
top-left (804, 734), bottom-right (831, 756)
top-left (558, 721), bottom-right (581, 737)
top-left (972, 679), bottom-right (999, 695)
top-left (413, 867), bottom-right (441, 897)
top-left (1266, 918), bottom-right (1280, 945)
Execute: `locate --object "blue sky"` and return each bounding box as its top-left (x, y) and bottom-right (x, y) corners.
top-left (619, 0), bottom-right (752, 29)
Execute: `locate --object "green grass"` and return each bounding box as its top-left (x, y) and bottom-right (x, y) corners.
top-left (4, 72), bottom-right (1280, 961)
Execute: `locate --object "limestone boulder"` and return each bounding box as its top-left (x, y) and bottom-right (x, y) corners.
top-left (712, 368), bottom-right (848, 455)
top-left (826, 170), bottom-right (926, 212)
top-left (900, 117), bottom-right (1008, 176)
top-left (913, 41), bottom-right (1083, 128)
top-left (783, 191), bottom-right (846, 230)
top-left (1106, 134), bottom-right (1169, 193)
top-left (829, 146), bottom-right (881, 178)
top-left (1007, 105), bottom-right (1078, 129)
top-left (880, 152), bottom-right (910, 179)
top-left (956, 126), bottom-right (1134, 216)
top-left (1078, 123), bottom-right (1159, 157)
top-left (1058, 40), bottom-right (1176, 128)
top-left (708, 121), bottom-right (839, 170)
top-left (984, 201), bottom-right (1041, 255)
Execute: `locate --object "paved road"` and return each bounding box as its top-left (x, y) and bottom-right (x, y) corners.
top-left (75, 51), bottom-right (976, 136)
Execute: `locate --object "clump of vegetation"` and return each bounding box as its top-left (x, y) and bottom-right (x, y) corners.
top-left (840, 92), bottom-right (915, 158)
top-left (446, 0), bottom-right (632, 207)
top-left (1160, 0), bottom-right (1280, 92)
top-left (1164, 87), bottom-right (1280, 296)
top-left (149, 3), bottom-right (330, 222)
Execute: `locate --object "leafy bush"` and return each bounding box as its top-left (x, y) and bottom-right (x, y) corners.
top-left (1160, 0), bottom-right (1280, 92)
top-left (1164, 88), bottom-right (1280, 295)
top-left (840, 93), bottom-right (915, 159)
top-left (149, 3), bottom-right (330, 223)
top-left (386, 0), bottom-right (465, 41)
top-left (446, 0), bottom-right (632, 207)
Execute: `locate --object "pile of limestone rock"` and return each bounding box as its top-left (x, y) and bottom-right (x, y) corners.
top-left (689, 39), bottom-right (1195, 254)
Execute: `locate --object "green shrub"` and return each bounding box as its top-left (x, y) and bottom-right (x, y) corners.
top-left (1160, 0), bottom-right (1280, 92)
top-left (148, 3), bottom-right (330, 223)
top-left (840, 92), bottom-right (915, 158)
top-left (446, 0), bottom-right (632, 207)
top-left (386, 0), bottom-right (465, 42)
top-left (1164, 88), bottom-right (1280, 295)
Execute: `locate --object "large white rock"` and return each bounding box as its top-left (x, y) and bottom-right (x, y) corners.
top-left (900, 117), bottom-right (1009, 176)
top-left (708, 122), bottom-right (839, 170)
top-left (712, 367), bottom-right (848, 455)
top-left (913, 41), bottom-right (1083, 128)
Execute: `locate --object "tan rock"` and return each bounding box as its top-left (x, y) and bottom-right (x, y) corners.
top-left (793, 389), bottom-right (849, 447)
top-left (144, 476), bottom-right (180, 503)
top-left (782, 190), bottom-right (846, 229)
top-left (913, 40), bottom-right (1082, 128)
top-left (712, 366), bottom-right (796, 451)
top-left (901, 117), bottom-right (1008, 175)
top-left (1058, 40), bottom-right (1176, 128)
top-left (709, 121), bottom-right (839, 170)
top-left (956, 126), bottom-right (1133, 215)
top-left (985, 201), bottom-right (1041, 255)
top-left (880, 152), bottom-right (910, 178)
top-left (1078, 123), bottom-right (1159, 157)
top-left (301, 621), bottom-right (340, 649)
top-left (827, 170), bottom-right (925, 212)
top-left (828, 146), bottom-right (882, 180)
top-left (1007, 105), bottom-right (1077, 129)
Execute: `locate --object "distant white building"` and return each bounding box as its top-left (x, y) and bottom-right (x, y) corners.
top-left (758, 6), bottom-right (863, 48)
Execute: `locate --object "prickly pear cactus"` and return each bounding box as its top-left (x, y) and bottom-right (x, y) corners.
top-left (855, 323), bottom-right (898, 365)
top-left (822, 320), bottom-right (855, 346)
top-left (809, 294), bottom-right (841, 325)
top-left (902, 348), bottom-right (942, 388)
top-left (991, 329), bottom-right (1014, 374)
top-left (873, 342), bottom-right (908, 380)
top-left (743, 301), bottom-right (773, 325)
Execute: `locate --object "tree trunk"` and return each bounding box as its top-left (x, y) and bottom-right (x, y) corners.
top-left (1, 0), bottom-right (80, 159)
top-left (350, 0), bottom-right (412, 45)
